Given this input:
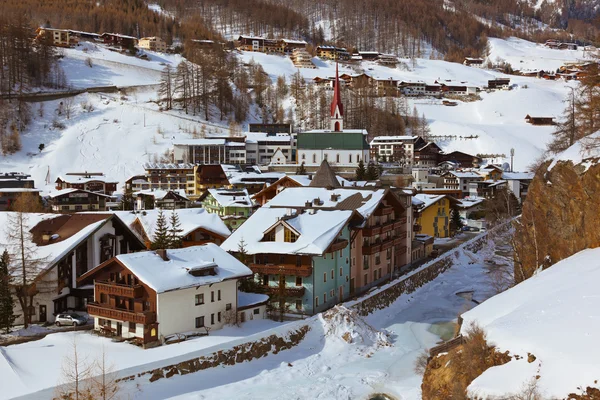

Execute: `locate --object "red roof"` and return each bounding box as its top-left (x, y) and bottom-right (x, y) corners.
top-left (330, 63), bottom-right (344, 117)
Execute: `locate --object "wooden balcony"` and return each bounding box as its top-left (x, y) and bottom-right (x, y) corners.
top-left (250, 263), bottom-right (313, 278)
top-left (96, 281), bottom-right (144, 298)
top-left (394, 217), bottom-right (407, 228)
top-left (362, 242), bottom-right (382, 255)
top-left (87, 303), bottom-right (156, 325)
top-left (362, 225), bottom-right (382, 237)
top-left (263, 286), bottom-right (305, 297)
top-left (375, 206), bottom-right (393, 216)
top-left (381, 239), bottom-right (394, 251)
top-left (327, 239), bottom-right (348, 253)
top-left (395, 245), bottom-right (408, 255)
top-left (414, 224), bottom-right (422, 233)
top-left (381, 222), bottom-right (394, 234)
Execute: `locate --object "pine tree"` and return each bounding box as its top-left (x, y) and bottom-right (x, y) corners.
top-left (366, 162), bottom-right (380, 180)
top-left (355, 160), bottom-right (366, 180)
top-left (168, 210), bottom-right (184, 249)
top-left (151, 209), bottom-right (170, 250)
top-left (450, 204), bottom-right (463, 233)
top-left (0, 250), bottom-right (15, 334)
top-left (120, 192), bottom-right (134, 211)
top-left (296, 162), bottom-right (307, 175)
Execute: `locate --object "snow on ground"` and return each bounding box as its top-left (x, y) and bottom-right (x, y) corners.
top-left (98, 232), bottom-right (509, 400)
top-left (59, 41), bottom-right (183, 88)
top-left (0, 319), bottom-right (287, 400)
top-left (462, 248), bottom-right (600, 398)
top-left (547, 131), bottom-right (600, 171)
top-left (487, 37), bottom-right (589, 72)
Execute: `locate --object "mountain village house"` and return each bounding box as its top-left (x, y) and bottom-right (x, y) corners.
top-left (0, 172), bottom-right (41, 211)
top-left (133, 189), bottom-right (190, 210)
top-left (101, 33), bottom-right (138, 50)
top-left (525, 115), bottom-right (555, 126)
top-left (200, 188), bottom-right (255, 230)
top-left (138, 36), bottom-right (167, 52)
top-left (122, 208), bottom-right (231, 249)
top-left (442, 171), bottom-right (484, 198)
top-left (413, 194), bottom-right (452, 238)
top-left (316, 46), bottom-right (350, 61)
top-left (0, 213), bottom-right (144, 324)
top-left (78, 245), bottom-right (264, 347)
top-left (251, 174), bottom-right (351, 206)
top-left (35, 27), bottom-right (77, 47)
top-left (47, 188), bottom-right (110, 212)
top-left (463, 57), bottom-right (484, 67)
top-left (55, 172), bottom-right (118, 195)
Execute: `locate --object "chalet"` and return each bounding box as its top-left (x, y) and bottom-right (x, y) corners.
top-left (468, 179), bottom-right (506, 199)
top-left (313, 76), bottom-right (334, 88)
top-left (101, 33), bottom-right (138, 51)
top-left (0, 212), bottom-right (144, 324)
top-left (47, 188), bottom-right (110, 212)
top-left (55, 172), bottom-right (118, 195)
top-left (251, 173), bottom-right (351, 206)
top-left (525, 115), bottom-right (555, 126)
top-left (370, 136), bottom-right (419, 165)
top-left (227, 171), bottom-right (284, 194)
top-left (400, 82), bottom-right (442, 97)
top-left (436, 80), bottom-right (478, 95)
top-left (236, 35), bottom-right (278, 53)
top-left (248, 123), bottom-right (292, 134)
top-left (487, 78), bottom-right (511, 90)
top-left (463, 57), bottom-right (484, 67)
top-left (441, 151), bottom-right (482, 168)
top-left (478, 164), bottom-right (504, 181)
top-left (413, 194), bottom-right (453, 238)
top-left (125, 175), bottom-right (151, 192)
top-left (78, 245), bottom-right (261, 347)
top-left (221, 170), bottom-right (413, 313)
top-left (68, 30), bottom-right (101, 41)
top-left (35, 27), bottom-right (77, 47)
top-left (374, 77), bottom-right (400, 96)
top-left (291, 48), bottom-right (315, 68)
top-left (414, 141), bottom-right (443, 168)
top-left (0, 172), bottom-right (41, 211)
top-left (279, 39), bottom-right (307, 54)
top-left (133, 189), bottom-right (190, 210)
top-left (200, 188), bottom-right (256, 230)
top-left (142, 163), bottom-right (194, 194)
top-left (316, 45), bottom-right (350, 61)
top-left (123, 208), bottom-right (230, 249)
top-left (456, 197), bottom-right (485, 219)
top-left (412, 234), bottom-right (435, 261)
top-left (503, 171), bottom-right (534, 202)
top-left (358, 51), bottom-right (380, 61)
top-left (442, 171), bottom-right (483, 198)
top-left (138, 36), bottom-right (167, 52)
top-left (377, 54), bottom-right (398, 66)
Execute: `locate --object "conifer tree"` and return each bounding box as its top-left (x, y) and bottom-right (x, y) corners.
top-left (151, 209), bottom-right (170, 250)
top-left (0, 250), bottom-right (15, 334)
top-left (168, 210), bottom-right (184, 249)
top-left (450, 204), bottom-right (463, 233)
top-left (355, 160), bottom-right (366, 180)
top-left (296, 162), bottom-right (307, 175)
top-left (366, 162), bottom-right (380, 180)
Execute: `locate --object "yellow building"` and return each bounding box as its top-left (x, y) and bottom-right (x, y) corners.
top-left (35, 27), bottom-right (76, 47)
top-left (414, 194), bottom-right (451, 238)
top-left (138, 36), bottom-right (167, 52)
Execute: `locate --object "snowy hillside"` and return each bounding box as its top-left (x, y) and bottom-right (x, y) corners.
top-left (461, 248), bottom-right (600, 398)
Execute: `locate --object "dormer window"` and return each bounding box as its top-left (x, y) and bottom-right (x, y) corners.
top-left (264, 231), bottom-right (276, 242)
top-left (284, 228), bottom-right (298, 243)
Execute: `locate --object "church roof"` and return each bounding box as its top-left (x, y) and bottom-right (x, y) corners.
top-left (297, 131), bottom-right (369, 150)
top-left (330, 62), bottom-right (344, 117)
top-left (309, 160), bottom-right (340, 188)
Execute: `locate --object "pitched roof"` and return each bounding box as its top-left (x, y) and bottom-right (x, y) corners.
top-left (207, 188), bottom-right (253, 208)
top-left (297, 131), bottom-right (369, 150)
top-left (330, 62), bottom-right (344, 117)
top-left (309, 160), bottom-right (340, 188)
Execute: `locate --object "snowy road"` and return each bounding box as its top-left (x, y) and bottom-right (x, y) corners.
top-left (121, 236), bottom-right (508, 400)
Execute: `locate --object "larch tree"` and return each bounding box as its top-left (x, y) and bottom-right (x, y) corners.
top-left (90, 347), bottom-right (121, 400)
top-left (55, 336), bottom-right (93, 400)
top-left (548, 89), bottom-right (580, 154)
top-left (0, 250), bottom-right (16, 334)
top-left (158, 65), bottom-right (174, 110)
top-left (5, 192), bottom-right (47, 328)
top-left (150, 209), bottom-right (170, 250)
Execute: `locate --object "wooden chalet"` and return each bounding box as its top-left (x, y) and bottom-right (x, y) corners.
top-left (464, 57), bottom-right (484, 67)
top-left (101, 33), bottom-right (138, 50)
top-left (488, 78), bottom-right (510, 90)
top-left (55, 172), bottom-right (118, 195)
top-left (525, 115), bottom-right (555, 126)
top-left (441, 151), bottom-right (482, 168)
top-left (47, 188), bottom-right (110, 212)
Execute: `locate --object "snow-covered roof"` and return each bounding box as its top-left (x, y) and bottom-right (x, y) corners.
top-left (237, 291), bottom-right (269, 309)
top-left (46, 188), bottom-right (110, 198)
top-left (244, 132), bottom-right (291, 143)
top-left (227, 172), bottom-right (286, 184)
top-left (457, 197), bottom-right (484, 209)
top-left (121, 208), bottom-right (230, 239)
top-left (448, 171), bottom-right (483, 179)
top-left (56, 175), bottom-right (117, 184)
top-left (501, 172), bottom-right (535, 180)
top-left (370, 136), bottom-right (418, 144)
top-left (266, 187), bottom-right (386, 220)
top-left (221, 207), bottom-right (353, 255)
top-left (302, 129), bottom-right (368, 135)
top-left (133, 189), bottom-right (189, 200)
top-left (112, 244), bottom-right (251, 293)
top-left (207, 188), bottom-right (253, 208)
top-left (287, 174), bottom-right (351, 187)
top-left (281, 39), bottom-right (307, 45)
top-left (461, 248), bottom-right (600, 398)
top-left (142, 163), bottom-right (194, 170)
top-left (413, 194), bottom-right (446, 210)
top-left (173, 139), bottom-right (226, 146)
top-left (0, 188), bottom-right (42, 193)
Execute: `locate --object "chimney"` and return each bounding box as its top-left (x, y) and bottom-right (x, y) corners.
top-left (156, 249), bottom-right (169, 261)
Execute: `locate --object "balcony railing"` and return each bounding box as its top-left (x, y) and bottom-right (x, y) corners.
top-left (87, 303), bottom-right (156, 325)
top-left (375, 206), bottom-right (393, 216)
top-left (395, 245), bottom-right (408, 255)
top-left (250, 263), bottom-right (313, 277)
top-left (414, 224), bottom-right (422, 232)
top-left (263, 286), bottom-right (305, 297)
top-left (362, 242), bottom-right (382, 255)
top-left (96, 281), bottom-right (144, 298)
top-left (327, 239), bottom-right (348, 253)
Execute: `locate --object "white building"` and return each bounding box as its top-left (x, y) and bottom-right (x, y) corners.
top-left (370, 136), bottom-right (419, 164)
top-left (79, 245), bottom-right (267, 347)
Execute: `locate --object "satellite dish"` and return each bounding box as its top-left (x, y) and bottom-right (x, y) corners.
top-left (502, 162), bottom-right (511, 171)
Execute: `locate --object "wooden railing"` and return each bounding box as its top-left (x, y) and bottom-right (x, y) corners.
top-left (263, 286), bottom-right (305, 297)
top-left (250, 263), bottom-right (312, 277)
top-left (96, 281), bottom-right (144, 298)
top-left (87, 303), bottom-right (156, 325)
top-left (375, 206), bottom-right (393, 216)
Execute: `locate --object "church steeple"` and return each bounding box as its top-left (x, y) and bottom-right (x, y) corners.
top-left (330, 62), bottom-right (344, 131)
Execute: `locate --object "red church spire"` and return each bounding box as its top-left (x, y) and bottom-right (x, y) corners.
top-left (330, 62), bottom-right (344, 117)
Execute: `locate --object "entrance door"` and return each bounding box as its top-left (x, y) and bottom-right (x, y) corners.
top-left (39, 305), bottom-right (47, 323)
top-left (116, 322), bottom-right (122, 336)
top-left (350, 278), bottom-right (355, 294)
top-left (339, 286), bottom-right (344, 302)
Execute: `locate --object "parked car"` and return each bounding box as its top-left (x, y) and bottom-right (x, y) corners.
top-left (55, 313), bottom-right (87, 327)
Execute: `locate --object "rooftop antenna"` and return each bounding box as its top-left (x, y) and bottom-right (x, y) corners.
top-left (510, 148), bottom-right (515, 172)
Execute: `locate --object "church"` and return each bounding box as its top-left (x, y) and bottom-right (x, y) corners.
top-left (296, 63), bottom-right (370, 167)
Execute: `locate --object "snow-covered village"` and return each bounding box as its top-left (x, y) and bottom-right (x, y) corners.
top-left (0, 1), bottom-right (599, 399)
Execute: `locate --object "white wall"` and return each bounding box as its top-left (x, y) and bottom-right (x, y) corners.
top-left (156, 279), bottom-right (237, 338)
top-left (298, 149), bottom-right (369, 166)
top-left (238, 304), bottom-right (267, 322)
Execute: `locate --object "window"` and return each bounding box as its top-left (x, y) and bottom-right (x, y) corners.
top-left (339, 267), bottom-right (343, 277)
top-left (339, 249), bottom-right (343, 258)
top-left (98, 318), bottom-right (106, 327)
top-left (375, 254), bottom-right (381, 265)
top-left (129, 322), bottom-right (135, 332)
top-left (296, 256), bottom-right (302, 266)
top-left (218, 312), bottom-right (221, 323)
top-left (387, 248), bottom-right (392, 260)
top-left (315, 297), bottom-right (319, 307)
top-left (331, 270), bottom-right (334, 279)
top-left (195, 294), bottom-right (204, 305)
top-left (295, 300), bottom-right (303, 310)
top-left (295, 276), bottom-right (302, 286)
top-left (330, 289), bottom-right (335, 298)
top-left (100, 293), bottom-right (108, 304)
top-left (302, 153), bottom-right (306, 160)
top-left (284, 229), bottom-right (297, 243)
top-left (364, 273), bottom-right (368, 285)
top-left (324, 293), bottom-right (327, 302)
top-left (211, 291), bottom-right (215, 302)
top-left (312, 154), bottom-right (317, 163)
top-left (211, 313), bottom-right (215, 325)
top-left (263, 230), bottom-right (275, 242)
top-left (218, 290), bottom-right (221, 301)
top-left (253, 308), bottom-right (260, 315)
top-left (336, 154), bottom-right (340, 163)
top-left (195, 316), bottom-right (205, 328)
top-left (323, 272), bottom-right (327, 283)
top-left (349, 154), bottom-right (352, 163)
top-left (324, 153), bottom-right (328, 160)
top-left (226, 303), bottom-right (232, 311)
